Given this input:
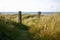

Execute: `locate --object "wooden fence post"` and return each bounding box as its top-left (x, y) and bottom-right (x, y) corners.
top-left (37, 11), bottom-right (41, 27)
top-left (18, 11), bottom-right (22, 24)
top-left (38, 11), bottom-right (41, 18)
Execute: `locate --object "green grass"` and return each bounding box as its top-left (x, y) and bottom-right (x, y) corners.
top-left (0, 13), bottom-right (60, 40)
top-left (0, 15), bottom-right (31, 40)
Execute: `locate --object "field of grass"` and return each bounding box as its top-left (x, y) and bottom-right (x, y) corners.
top-left (0, 13), bottom-right (60, 40)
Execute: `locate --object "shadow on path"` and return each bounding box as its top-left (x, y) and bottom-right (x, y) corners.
top-left (0, 20), bottom-right (32, 40)
top-left (11, 22), bottom-right (32, 40)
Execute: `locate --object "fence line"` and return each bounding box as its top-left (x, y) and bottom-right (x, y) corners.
top-left (18, 11), bottom-right (41, 24)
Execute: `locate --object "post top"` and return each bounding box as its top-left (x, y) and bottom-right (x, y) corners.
top-left (18, 11), bottom-right (22, 13)
top-left (38, 11), bottom-right (41, 14)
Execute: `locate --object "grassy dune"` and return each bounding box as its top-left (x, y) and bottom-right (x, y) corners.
top-left (29, 14), bottom-right (60, 40)
top-left (0, 13), bottom-right (60, 40)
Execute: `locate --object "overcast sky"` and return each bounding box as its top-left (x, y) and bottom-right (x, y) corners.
top-left (0, 0), bottom-right (60, 12)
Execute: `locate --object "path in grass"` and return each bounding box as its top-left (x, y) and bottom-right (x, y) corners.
top-left (14, 23), bottom-right (32, 40)
top-left (16, 30), bottom-right (32, 40)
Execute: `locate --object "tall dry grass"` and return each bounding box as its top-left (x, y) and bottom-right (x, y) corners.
top-left (28, 14), bottom-right (60, 40)
top-left (0, 13), bottom-right (60, 40)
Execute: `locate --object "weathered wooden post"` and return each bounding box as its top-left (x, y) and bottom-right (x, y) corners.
top-left (18, 11), bottom-right (22, 24)
top-left (37, 11), bottom-right (41, 20)
top-left (38, 11), bottom-right (41, 18)
top-left (37, 11), bottom-right (41, 28)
